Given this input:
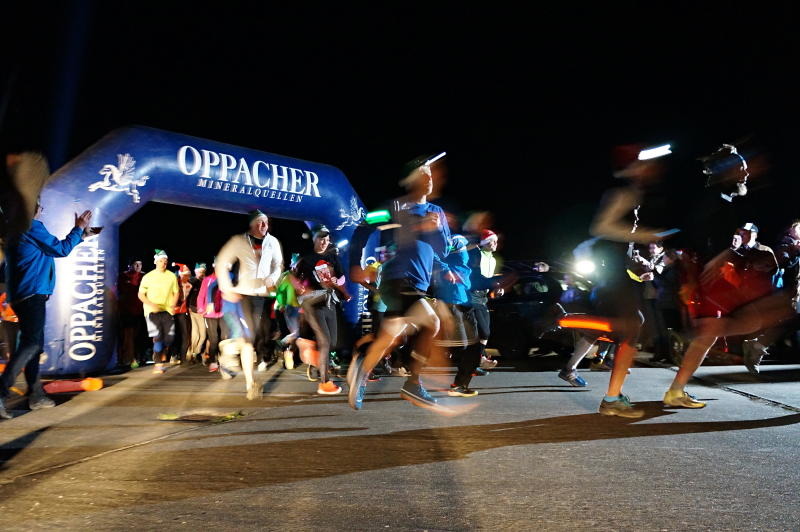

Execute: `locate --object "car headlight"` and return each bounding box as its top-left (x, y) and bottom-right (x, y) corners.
top-left (575, 260), bottom-right (596, 275)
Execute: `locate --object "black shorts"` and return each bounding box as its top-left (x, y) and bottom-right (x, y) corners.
top-left (593, 280), bottom-right (644, 340)
top-left (380, 279), bottom-right (429, 318)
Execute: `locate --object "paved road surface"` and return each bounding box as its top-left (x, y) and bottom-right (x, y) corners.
top-left (1, 360), bottom-right (799, 531)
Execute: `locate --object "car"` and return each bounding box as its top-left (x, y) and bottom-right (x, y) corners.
top-left (487, 262), bottom-right (592, 358)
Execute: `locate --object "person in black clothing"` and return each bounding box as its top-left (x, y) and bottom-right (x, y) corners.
top-left (590, 143), bottom-right (673, 417)
top-left (649, 248), bottom-right (684, 363)
top-left (293, 225), bottom-right (351, 395)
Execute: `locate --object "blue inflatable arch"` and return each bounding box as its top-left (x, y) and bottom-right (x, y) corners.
top-left (40, 126), bottom-right (366, 375)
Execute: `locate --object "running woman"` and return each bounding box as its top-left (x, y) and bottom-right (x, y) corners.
top-left (293, 225), bottom-right (351, 395)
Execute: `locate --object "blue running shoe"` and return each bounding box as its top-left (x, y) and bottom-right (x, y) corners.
top-left (558, 369), bottom-right (588, 387)
top-left (347, 355), bottom-right (367, 410)
top-left (400, 380), bottom-right (438, 409)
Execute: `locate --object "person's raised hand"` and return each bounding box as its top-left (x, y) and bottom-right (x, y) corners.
top-left (75, 210), bottom-right (92, 229)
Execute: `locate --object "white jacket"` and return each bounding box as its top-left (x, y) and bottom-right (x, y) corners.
top-left (215, 233), bottom-right (283, 296)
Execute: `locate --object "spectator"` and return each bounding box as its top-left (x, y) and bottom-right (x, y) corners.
top-left (138, 250), bottom-right (179, 374)
top-left (197, 259), bottom-right (226, 372)
top-left (0, 198), bottom-right (94, 419)
top-left (117, 259), bottom-right (147, 368)
top-left (187, 263), bottom-right (207, 362)
top-left (172, 263), bottom-right (193, 363)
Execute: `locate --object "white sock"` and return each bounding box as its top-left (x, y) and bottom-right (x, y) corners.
top-left (566, 338), bottom-right (595, 371)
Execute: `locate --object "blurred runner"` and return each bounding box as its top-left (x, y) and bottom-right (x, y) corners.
top-left (589, 143), bottom-right (671, 418)
top-left (347, 154), bottom-right (452, 411)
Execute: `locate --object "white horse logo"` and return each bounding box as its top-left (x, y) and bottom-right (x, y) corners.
top-left (88, 154), bottom-right (149, 203)
top-left (336, 196), bottom-right (366, 230)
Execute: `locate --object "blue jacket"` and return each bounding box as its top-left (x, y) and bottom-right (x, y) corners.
top-left (4, 220), bottom-right (84, 302)
top-left (434, 248), bottom-right (472, 305)
top-left (380, 200), bottom-right (450, 291)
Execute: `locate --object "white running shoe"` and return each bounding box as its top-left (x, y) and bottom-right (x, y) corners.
top-left (480, 356), bottom-right (498, 369)
top-left (257, 361), bottom-right (268, 372)
top-left (283, 350), bottom-right (294, 370)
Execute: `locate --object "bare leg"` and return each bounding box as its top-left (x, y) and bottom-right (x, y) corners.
top-left (240, 342), bottom-right (258, 399)
top-left (670, 334), bottom-right (717, 391)
top-left (606, 341), bottom-right (636, 397)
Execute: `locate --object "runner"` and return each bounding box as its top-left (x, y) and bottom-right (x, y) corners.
top-left (215, 210), bottom-right (283, 399)
top-left (589, 144), bottom-right (671, 418)
top-left (293, 226), bottom-right (351, 395)
top-left (433, 234), bottom-right (482, 397)
top-left (347, 154), bottom-right (452, 410)
top-left (138, 250), bottom-right (180, 374)
top-left (665, 222), bottom-right (790, 407)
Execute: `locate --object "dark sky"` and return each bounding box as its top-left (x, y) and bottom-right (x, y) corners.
top-left (3, 2), bottom-right (800, 266)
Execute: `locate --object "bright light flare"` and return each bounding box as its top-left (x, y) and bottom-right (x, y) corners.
top-left (638, 144), bottom-right (672, 160)
top-left (575, 260), bottom-right (596, 275)
top-left (558, 317), bottom-right (613, 333)
top-left (425, 151), bottom-right (447, 165)
top-left (336, 239), bottom-right (349, 248)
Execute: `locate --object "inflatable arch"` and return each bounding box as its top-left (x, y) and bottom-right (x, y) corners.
top-left (39, 126), bottom-right (366, 375)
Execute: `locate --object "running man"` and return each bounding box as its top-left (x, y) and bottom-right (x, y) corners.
top-left (215, 210), bottom-right (283, 399)
top-left (138, 250), bottom-right (180, 374)
top-left (347, 154), bottom-right (452, 410)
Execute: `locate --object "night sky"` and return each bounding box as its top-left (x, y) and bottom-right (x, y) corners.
top-left (3, 2), bottom-right (800, 268)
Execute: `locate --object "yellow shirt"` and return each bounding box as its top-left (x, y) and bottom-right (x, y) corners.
top-left (139, 269), bottom-right (179, 316)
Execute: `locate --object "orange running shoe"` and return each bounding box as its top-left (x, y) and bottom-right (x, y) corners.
top-left (317, 381), bottom-right (342, 395)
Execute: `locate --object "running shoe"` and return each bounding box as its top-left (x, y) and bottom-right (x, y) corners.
top-left (257, 361), bottom-right (268, 372)
top-left (472, 368), bottom-right (489, 377)
top-left (130, 360), bottom-right (140, 369)
top-left (307, 365), bottom-right (320, 382)
top-left (329, 352), bottom-right (342, 370)
top-left (391, 366), bottom-right (411, 377)
top-left (400, 381), bottom-right (438, 409)
top-left (590, 359), bottom-right (613, 371)
top-left (448, 385), bottom-right (478, 397)
top-left (663, 389), bottom-right (706, 408)
top-left (480, 356), bottom-right (498, 369)
top-left (208, 362), bottom-right (219, 373)
top-left (367, 372), bottom-right (381, 382)
top-left (598, 395), bottom-right (645, 418)
top-left (558, 369), bottom-right (588, 387)
top-left (28, 395), bottom-right (56, 410)
top-left (346, 356), bottom-right (367, 410)
top-left (0, 399), bottom-right (12, 420)
top-left (743, 340), bottom-right (767, 376)
top-left (246, 383), bottom-right (262, 400)
top-left (318, 381), bottom-right (342, 395)
top-left (284, 349), bottom-right (295, 370)
top-left (153, 363), bottom-right (166, 374)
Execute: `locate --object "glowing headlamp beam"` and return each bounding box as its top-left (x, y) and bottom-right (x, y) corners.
top-left (425, 152), bottom-right (447, 166)
top-left (638, 144), bottom-right (672, 161)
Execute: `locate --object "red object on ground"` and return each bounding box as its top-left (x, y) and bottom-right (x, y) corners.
top-left (43, 378), bottom-right (104, 394)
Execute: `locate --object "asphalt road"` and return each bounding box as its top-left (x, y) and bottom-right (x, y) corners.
top-left (1, 358), bottom-right (799, 531)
